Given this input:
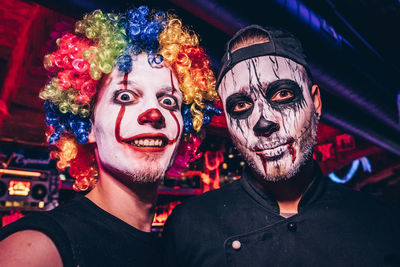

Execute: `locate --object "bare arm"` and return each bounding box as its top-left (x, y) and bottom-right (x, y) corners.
top-left (0, 230), bottom-right (62, 267)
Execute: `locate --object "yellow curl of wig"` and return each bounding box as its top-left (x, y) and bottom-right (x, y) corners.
top-left (159, 17), bottom-right (217, 131)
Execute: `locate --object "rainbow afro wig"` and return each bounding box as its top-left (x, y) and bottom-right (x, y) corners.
top-left (40, 6), bottom-right (220, 191)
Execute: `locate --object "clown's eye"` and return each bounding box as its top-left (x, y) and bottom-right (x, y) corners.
top-left (271, 89), bottom-right (294, 103)
top-left (114, 90), bottom-right (138, 105)
top-left (159, 95), bottom-right (178, 110)
top-left (233, 101), bottom-right (253, 113)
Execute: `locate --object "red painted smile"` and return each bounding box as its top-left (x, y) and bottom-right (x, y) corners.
top-left (119, 133), bottom-right (170, 152)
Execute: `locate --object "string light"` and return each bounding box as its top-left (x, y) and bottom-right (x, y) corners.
top-left (328, 156), bottom-right (371, 184)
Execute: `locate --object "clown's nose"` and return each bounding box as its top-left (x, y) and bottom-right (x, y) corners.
top-left (137, 108), bottom-right (166, 129)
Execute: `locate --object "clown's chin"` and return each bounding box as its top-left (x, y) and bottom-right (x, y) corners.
top-left (130, 165), bottom-right (165, 184)
top-left (101, 160), bottom-right (166, 186)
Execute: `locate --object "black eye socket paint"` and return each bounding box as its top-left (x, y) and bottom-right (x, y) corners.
top-left (226, 93), bottom-right (254, 119)
top-left (264, 79), bottom-right (306, 111)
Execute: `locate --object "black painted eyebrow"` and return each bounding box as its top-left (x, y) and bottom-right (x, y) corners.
top-left (225, 86), bottom-right (253, 100)
top-left (156, 90), bottom-right (178, 100)
top-left (157, 87), bottom-right (182, 100)
top-left (226, 92), bottom-right (250, 104)
top-left (159, 86), bottom-right (176, 93)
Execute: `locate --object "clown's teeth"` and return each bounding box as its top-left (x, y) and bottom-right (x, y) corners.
top-left (127, 138), bottom-right (167, 147)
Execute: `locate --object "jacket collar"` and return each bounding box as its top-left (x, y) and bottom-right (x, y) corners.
top-left (240, 161), bottom-right (326, 214)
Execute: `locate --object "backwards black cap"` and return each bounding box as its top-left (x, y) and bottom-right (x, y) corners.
top-left (216, 25), bottom-right (310, 90)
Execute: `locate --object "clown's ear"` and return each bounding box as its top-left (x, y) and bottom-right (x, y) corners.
top-left (88, 128), bottom-right (96, 144)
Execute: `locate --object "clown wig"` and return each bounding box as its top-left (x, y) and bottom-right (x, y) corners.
top-left (40, 6), bottom-right (219, 191)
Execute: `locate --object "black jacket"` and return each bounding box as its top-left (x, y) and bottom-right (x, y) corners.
top-left (163, 166), bottom-right (400, 267)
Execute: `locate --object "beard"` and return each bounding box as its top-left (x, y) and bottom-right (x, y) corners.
top-left (234, 112), bottom-right (319, 182)
top-left (128, 153), bottom-right (169, 183)
top-left (128, 166), bottom-right (165, 184)
top-left (98, 154), bottom-right (167, 187)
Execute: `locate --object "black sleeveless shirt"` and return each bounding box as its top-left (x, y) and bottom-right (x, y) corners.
top-left (0, 196), bottom-right (162, 267)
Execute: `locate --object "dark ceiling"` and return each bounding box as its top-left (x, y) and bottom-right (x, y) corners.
top-left (31, 0), bottom-right (400, 69)
top-left (302, 0), bottom-right (400, 70)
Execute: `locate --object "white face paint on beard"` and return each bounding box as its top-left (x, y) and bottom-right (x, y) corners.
top-left (92, 54), bottom-right (183, 184)
top-left (219, 56), bottom-right (318, 182)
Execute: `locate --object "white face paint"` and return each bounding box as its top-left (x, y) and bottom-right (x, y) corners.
top-left (219, 56), bottom-right (318, 181)
top-left (92, 54), bottom-right (183, 184)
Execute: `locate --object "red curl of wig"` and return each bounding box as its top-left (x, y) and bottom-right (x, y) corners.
top-left (45, 33), bottom-right (99, 105)
top-left (69, 143), bottom-right (97, 191)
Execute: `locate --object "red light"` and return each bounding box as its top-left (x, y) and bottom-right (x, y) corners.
top-left (2, 210), bottom-right (24, 226)
top-left (314, 143), bottom-right (335, 162)
top-left (152, 201), bottom-right (181, 227)
top-left (203, 151), bottom-right (224, 192)
top-left (336, 134), bottom-right (356, 152)
top-left (8, 180), bottom-right (31, 196)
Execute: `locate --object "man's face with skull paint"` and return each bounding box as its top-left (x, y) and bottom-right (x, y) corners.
top-left (219, 55), bottom-right (318, 181)
top-left (92, 54), bottom-right (183, 184)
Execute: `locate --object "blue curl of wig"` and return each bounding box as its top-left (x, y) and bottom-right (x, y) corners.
top-left (182, 103), bottom-right (222, 133)
top-left (44, 101), bottom-right (92, 145)
top-left (117, 6), bottom-right (167, 73)
top-left (182, 105), bottom-right (194, 133)
top-left (116, 54), bottom-right (133, 72)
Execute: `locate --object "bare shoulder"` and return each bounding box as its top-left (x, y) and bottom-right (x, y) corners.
top-left (0, 230), bottom-right (62, 267)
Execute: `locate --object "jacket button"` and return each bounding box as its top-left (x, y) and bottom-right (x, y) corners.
top-left (232, 240), bottom-right (241, 250)
top-left (287, 222), bottom-right (297, 232)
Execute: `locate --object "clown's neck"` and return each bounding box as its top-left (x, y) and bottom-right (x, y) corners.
top-left (254, 159), bottom-right (314, 215)
top-left (86, 160), bottom-right (158, 233)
